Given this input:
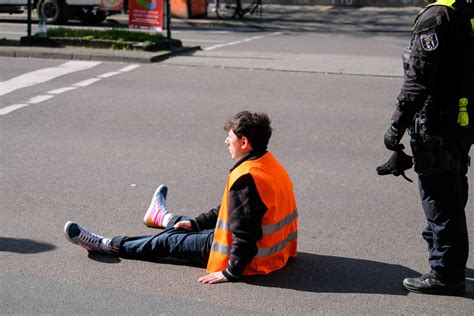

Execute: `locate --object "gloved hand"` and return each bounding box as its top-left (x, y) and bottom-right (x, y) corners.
top-left (376, 144), bottom-right (414, 182)
top-left (384, 124), bottom-right (405, 151)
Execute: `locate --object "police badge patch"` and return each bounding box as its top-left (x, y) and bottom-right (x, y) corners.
top-left (420, 33), bottom-right (439, 51)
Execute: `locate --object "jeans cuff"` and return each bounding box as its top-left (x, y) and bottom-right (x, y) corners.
top-left (109, 235), bottom-right (126, 254)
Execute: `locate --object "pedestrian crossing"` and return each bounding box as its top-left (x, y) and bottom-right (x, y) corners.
top-left (0, 60), bottom-right (141, 116)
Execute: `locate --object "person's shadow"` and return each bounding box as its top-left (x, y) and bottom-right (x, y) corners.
top-left (0, 237), bottom-right (56, 253)
top-left (246, 252), bottom-right (474, 298)
top-left (86, 249), bottom-right (474, 298)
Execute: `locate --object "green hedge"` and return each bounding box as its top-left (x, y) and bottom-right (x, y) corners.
top-left (47, 28), bottom-right (166, 43)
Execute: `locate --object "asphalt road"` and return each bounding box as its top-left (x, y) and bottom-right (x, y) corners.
top-left (1, 27), bottom-right (473, 314)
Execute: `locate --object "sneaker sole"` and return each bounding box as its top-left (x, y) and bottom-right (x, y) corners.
top-left (143, 184), bottom-right (168, 227)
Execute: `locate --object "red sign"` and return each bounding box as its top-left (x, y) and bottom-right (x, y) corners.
top-left (128, 0), bottom-right (164, 31)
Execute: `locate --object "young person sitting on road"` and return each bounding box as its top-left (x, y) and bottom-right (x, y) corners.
top-left (64, 111), bottom-right (298, 284)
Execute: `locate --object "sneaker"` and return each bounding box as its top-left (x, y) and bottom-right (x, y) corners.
top-left (403, 273), bottom-right (465, 296)
top-left (143, 184), bottom-right (169, 228)
top-left (64, 221), bottom-right (109, 253)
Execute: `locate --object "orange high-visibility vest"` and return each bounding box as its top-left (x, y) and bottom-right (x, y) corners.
top-left (207, 152), bottom-right (298, 275)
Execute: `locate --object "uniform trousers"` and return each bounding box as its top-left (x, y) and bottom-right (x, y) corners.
top-left (418, 141), bottom-right (471, 282)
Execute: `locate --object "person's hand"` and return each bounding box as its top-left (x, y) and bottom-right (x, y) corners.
top-left (198, 271), bottom-right (229, 284)
top-left (384, 124), bottom-right (405, 151)
top-left (173, 220), bottom-right (192, 230)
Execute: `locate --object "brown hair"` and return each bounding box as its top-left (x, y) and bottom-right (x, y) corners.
top-left (224, 111), bottom-right (273, 151)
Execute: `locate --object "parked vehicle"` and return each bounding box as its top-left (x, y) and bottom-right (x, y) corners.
top-left (0, 0), bottom-right (122, 24)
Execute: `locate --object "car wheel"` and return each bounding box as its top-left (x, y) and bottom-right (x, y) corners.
top-left (37, 0), bottom-right (65, 24)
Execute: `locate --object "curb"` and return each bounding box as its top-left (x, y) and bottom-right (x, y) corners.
top-left (0, 45), bottom-right (201, 63)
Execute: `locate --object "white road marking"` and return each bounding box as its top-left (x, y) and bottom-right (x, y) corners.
top-left (0, 104), bottom-right (29, 116)
top-left (98, 72), bottom-right (121, 78)
top-left (119, 64), bottom-right (141, 72)
top-left (0, 61), bottom-right (101, 96)
top-left (1, 63), bottom-right (141, 116)
top-left (48, 87), bottom-right (78, 94)
top-left (27, 95), bottom-right (54, 104)
top-left (204, 32), bottom-right (282, 51)
top-left (73, 78), bottom-right (101, 87)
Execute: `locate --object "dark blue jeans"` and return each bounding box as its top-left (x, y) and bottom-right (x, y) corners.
top-left (110, 216), bottom-right (214, 265)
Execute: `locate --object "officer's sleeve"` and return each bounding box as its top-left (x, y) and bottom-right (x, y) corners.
top-left (392, 7), bottom-right (450, 128)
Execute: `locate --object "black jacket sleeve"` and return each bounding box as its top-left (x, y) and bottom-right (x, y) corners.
top-left (192, 206), bottom-right (219, 231)
top-left (392, 6), bottom-right (450, 129)
top-left (221, 174), bottom-right (267, 281)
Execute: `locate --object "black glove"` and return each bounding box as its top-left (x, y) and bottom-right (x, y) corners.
top-left (376, 144), bottom-right (414, 182)
top-left (384, 124), bottom-right (405, 151)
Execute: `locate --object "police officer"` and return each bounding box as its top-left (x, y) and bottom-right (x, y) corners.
top-left (383, 0), bottom-right (473, 295)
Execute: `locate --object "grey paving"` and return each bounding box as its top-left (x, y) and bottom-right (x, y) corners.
top-left (0, 5), bottom-right (420, 63)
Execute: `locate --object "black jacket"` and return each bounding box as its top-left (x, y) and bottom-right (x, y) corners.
top-left (392, 3), bottom-right (473, 140)
top-left (191, 149), bottom-right (268, 281)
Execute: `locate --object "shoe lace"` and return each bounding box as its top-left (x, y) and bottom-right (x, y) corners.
top-left (78, 229), bottom-right (102, 247)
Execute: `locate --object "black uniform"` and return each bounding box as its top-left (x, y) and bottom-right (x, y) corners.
top-left (384, 0), bottom-right (474, 293)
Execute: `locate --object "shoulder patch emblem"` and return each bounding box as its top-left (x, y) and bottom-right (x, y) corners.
top-left (420, 33), bottom-right (439, 51)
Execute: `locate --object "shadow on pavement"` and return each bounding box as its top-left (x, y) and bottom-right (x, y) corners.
top-left (88, 252), bottom-right (121, 264)
top-left (246, 252), bottom-right (472, 297)
top-left (0, 237), bottom-right (56, 254)
top-left (87, 252), bottom-right (207, 266)
top-left (85, 250), bottom-right (474, 298)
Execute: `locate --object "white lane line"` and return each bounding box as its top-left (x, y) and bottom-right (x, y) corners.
top-left (0, 61), bottom-right (101, 96)
top-left (48, 87), bottom-right (78, 94)
top-left (27, 95), bottom-right (55, 104)
top-left (0, 104), bottom-right (29, 116)
top-left (98, 71), bottom-right (121, 78)
top-left (119, 64), bottom-right (141, 72)
top-left (204, 32), bottom-right (282, 51)
top-left (1, 63), bottom-right (141, 116)
top-left (73, 78), bottom-right (101, 87)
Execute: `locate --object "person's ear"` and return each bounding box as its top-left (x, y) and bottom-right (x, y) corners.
top-left (241, 136), bottom-right (249, 150)
top-left (241, 136), bottom-right (252, 151)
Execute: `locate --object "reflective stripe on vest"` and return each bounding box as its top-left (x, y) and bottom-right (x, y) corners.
top-left (211, 210), bottom-right (298, 257)
top-left (207, 152), bottom-right (298, 275)
top-left (213, 207), bottom-right (298, 236)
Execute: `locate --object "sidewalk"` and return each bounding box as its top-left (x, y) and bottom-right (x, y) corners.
top-left (117, 5), bottom-right (420, 33)
top-left (0, 5), bottom-right (421, 63)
